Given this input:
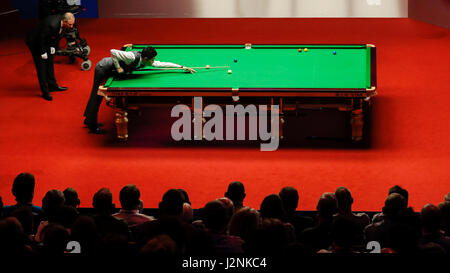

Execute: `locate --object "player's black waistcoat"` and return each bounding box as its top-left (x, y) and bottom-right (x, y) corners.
top-left (119, 51), bottom-right (142, 73)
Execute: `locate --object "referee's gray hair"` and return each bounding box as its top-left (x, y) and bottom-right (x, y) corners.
top-left (63, 12), bottom-right (75, 22)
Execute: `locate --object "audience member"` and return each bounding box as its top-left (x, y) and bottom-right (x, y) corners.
top-left (420, 203), bottom-right (450, 253)
top-left (159, 189), bottom-right (185, 217)
top-left (318, 216), bottom-right (360, 253)
top-left (225, 181), bottom-right (246, 211)
top-left (40, 223), bottom-right (70, 254)
top-left (334, 187), bottom-right (370, 247)
top-left (260, 193), bottom-right (295, 242)
top-left (201, 200), bottom-right (244, 254)
top-left (135, 189), bottom-right (198, 255)
top-left (299, 193), bottom-right (337, 252)
top-left (3, 173), bottom-right (42, 219)
top-left (384, 207), bottom-right (445, 254)
top-left (140, 234), bottom-right (178, 267)
top-left (228, 206), bottom-right (261, 244)
top-left (217, 197), bottom-right (234, 223)
top-left (260, 194), bottom-right (286, 220)
top-left (279, 186), bottom-right (314, 239)
top-left (113, 185), bottom-right (155, 228)
top-left (246, 218), bottom-right (289, 255)
top-left (0, 217), bottom-right (32, 255)
top-left (70, 215), bottom-right (99, 255)
top-left (438, 200), bottom-right (450, 236)
top-left (92, 188), bottom-right (130, 240)
top-left (1, 172), bottom-right (447, 257)
top-left (63, 187), bottom-right (80, 209)
top-left (372, 185), bottom-right (409, 223)
top-left (35, 189), bottom-right (66, 242)
top-left (364, 193), bottom-right (407, 247)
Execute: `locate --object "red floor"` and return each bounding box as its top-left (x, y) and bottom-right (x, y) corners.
top-left (0, 18), bottom-right (449, 211)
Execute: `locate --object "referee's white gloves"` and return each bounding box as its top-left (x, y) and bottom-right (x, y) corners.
top-left (50, 47), bottom-right (56, 54)
top-left (41, 53), bottom-right (48, 60)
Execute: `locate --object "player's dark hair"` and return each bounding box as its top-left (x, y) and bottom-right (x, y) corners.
top-left (141, 46), bottom-right (157, 59)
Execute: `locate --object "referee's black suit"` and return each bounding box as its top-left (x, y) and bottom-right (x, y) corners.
top-left (26, 14), bottom-right (63, 98)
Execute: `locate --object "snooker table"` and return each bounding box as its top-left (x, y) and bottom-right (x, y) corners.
top-left (98, 44), bottom-right (377, 141)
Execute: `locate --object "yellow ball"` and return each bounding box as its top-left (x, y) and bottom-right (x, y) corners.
top-left (304, 48), bottom-right (308, 52)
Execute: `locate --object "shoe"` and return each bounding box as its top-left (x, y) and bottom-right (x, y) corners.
top-left (42, 93), bottom-right (53, 101)
top-left (49, 86), bottom-right (68, 92)
top-left (84, 119), bottom-right (103, 127)
top-left (88, 126), bottom-right (107, 134)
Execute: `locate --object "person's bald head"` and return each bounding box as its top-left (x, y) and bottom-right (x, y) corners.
top-left (62, 12), bottom-right (75, 29)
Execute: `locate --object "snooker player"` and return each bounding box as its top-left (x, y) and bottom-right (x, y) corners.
top-left (83, 45), bottom-right (196, 134)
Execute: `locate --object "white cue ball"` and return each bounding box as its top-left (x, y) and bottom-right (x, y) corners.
top-left (228, 70), bottom-right (232, 74)
top-left (206, 65), bottom-right (210, 69)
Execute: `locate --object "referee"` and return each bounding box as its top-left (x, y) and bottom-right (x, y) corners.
top-left (26, 12), bottom-right (74, 101)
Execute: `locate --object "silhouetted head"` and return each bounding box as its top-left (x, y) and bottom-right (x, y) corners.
top-left (202, 200), bottom-right (228, 233)
top-left (42, 190), bottom-right (65, 222)
top-left (316, 193), bottom-right (338, 219)
top-left (389, 185), bottom-right (409, 205)
top-left (12, 173), bottom-right (35, 204)
top-left (382, 193), bottom-right (407, 219)
top-left (92, 188), bottom-right (114, 215)
top-left (41, 223), bottom-right (70, 254)
top-left (260, 194), bottom-right (285, 220)
top-left (119, 184), bottom-right (141, 210)
top-left (225, 181), bottom-right (246, 209)
top-left (228, 207), bottom-right (261, 242)
top-left (421, 203), bottom-right (441, 233)
top-left (63, 188), bottom-right (80, 208)
top-left (159, 189), bottom-right (185, 216)
top-left (279, 186), bottom-right (299, 214)
top-left (335, 187), bottom-right (354, 212)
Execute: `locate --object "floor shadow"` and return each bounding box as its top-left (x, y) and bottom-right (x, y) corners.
top-left (102, 106), bottom-right (374, 150)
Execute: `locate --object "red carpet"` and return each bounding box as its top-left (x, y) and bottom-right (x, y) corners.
top-left (0, 18), bottom-right (449, 211)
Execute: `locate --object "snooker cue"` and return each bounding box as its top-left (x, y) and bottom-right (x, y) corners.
top-left (136, 66), bottom-right (230, 71)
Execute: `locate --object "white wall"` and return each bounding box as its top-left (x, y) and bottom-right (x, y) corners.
top-left (99, 0), bottom-right (408, 18)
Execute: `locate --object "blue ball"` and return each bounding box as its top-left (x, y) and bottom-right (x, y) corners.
top-left (333, 51), bottom-right (337, 55)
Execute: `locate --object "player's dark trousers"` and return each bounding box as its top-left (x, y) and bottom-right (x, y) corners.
top-left (83, 59), bottom-right (113, 125)
top-left (27, 44), bottom-right (58, 95)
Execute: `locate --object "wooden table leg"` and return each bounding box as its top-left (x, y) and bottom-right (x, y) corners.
top-left (351, 109), bottom-right (363, 142)
top-left (114, 110), bottom-right (128, 140)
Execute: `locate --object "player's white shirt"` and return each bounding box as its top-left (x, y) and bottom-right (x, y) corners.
top-left (110, 49), bottom-right (182, 69)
